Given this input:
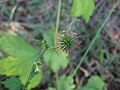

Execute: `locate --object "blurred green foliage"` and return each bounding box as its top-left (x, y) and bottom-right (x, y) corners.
top-left (43, 48), bottom-right (69, 72)
top-left (48, 75), bottom-right (75, 90)
top-left (78, 76), bottom-right (105, 90)
top-left (0, 35), bottom-right (42, 89)
top-left (0, 0), bottom-right (119, 90)
top-left (2, 77), bottom-right (22, 90)
top-left (71, 0), bottom-right (95, 22)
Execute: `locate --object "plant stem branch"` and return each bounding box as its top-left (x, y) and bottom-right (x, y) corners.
top-left (10, 4), bottom-right (18, 22)
top-left (56, 72), bottom-right (59, 90)
top-left (54, 1), bottom-right (62, 89)
top-left (68, 18), bottom-right (76, 30)
top-left (25, 49), bottom-right (45, 90)
top-left (72, 0), bottom-right (119, 77)
top-left (55, 0), bottom-right (62, 45)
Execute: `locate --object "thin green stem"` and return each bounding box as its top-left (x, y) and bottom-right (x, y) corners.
top-left (68, 18), bottom-right (76, 30)
top-left (25, 49), bottom-right (45, 90)
top-left (55, 0), bottom-right (62, 45)
top-left (10, 4), bottom-right (18, 22)
top-left (72, 0), bottom-right (119, 77)
top-left (56, 72), bottom-right (59, 90)
top-left (54, 1), bottom-right (62, 89)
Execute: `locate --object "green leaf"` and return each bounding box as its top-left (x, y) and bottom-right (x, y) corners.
top-left (43, 30), bottom-right (55, 47)
top-left (58, 75), bottom-right (75, 90)
top-left (79, 76), bottom-right (105, 90)
top-left (2, 77), bottom-right (22, 90)
top-left (48, 87), bottom-right (56, 90)
top-left (71, 0), bottom-right (95, 22)
top-left (48, 76), bottom-right (75, 90)
top-left (43, 48), bottom-right (69, 72)
top-left (0, 35), bottom-right (42, 90)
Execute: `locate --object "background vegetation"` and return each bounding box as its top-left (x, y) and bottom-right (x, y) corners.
top-left (0, 0), bottom-right (120, 90)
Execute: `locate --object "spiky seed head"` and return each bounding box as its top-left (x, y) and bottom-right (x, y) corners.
top-left (56, 30), bottom-right (79, 54)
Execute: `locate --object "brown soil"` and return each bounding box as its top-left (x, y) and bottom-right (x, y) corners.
top-left (108, 80), bottom-right (120, 90)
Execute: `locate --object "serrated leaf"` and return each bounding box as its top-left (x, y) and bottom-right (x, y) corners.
top-left (0, 35), bottom-right (42, 90)
top-left (43, 48), bottom-right (69, 72)
top-left (79, 76), bottom-right (105, 90)
top-left (71, 0), bottom-right (95, 22)
top-left (58, 75), bottom-right (75, 90)
top-left (2, 77), bottom-right (22, 90)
